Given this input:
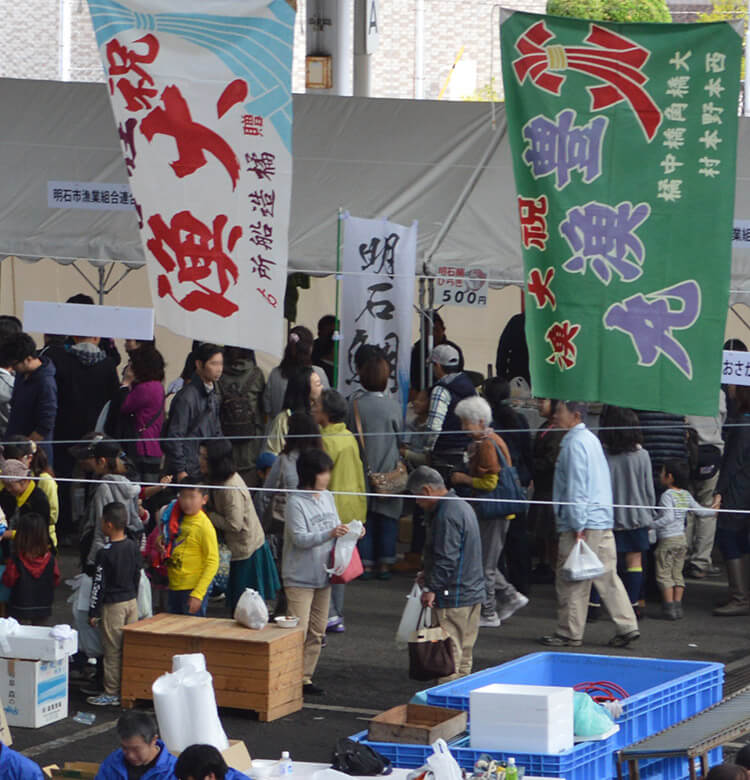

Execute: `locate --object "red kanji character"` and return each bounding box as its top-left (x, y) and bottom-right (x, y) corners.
top-left (257, 288), bottom-right (278, 308)
top-left (527, 267), bottom-right (556, 310)
top-left (251, 254), bottom-right (276, 280)
top-left (249, 221), bottom-right (273, 250)
top-left (140, 85), bottom-right (240, 189)
top-left (248, 190), bottom-right (275, 218)
top-left (545, 320), bottom-right (581, 370)
top-left (106, 34), bottom-right (159, 111)
top-left (118, 118), bottom-right (137, 175)
top-left (242, 114), bottom-right (264, 136)
top-left (245, 152), bottom-right (276, 180)
top-left (148, 210), bottom-right (242, 318)
top-left (518, 195), bottom-right (549, 250)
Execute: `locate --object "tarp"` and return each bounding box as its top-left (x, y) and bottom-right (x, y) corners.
top-left (0, 77), bottom-right (749, 298)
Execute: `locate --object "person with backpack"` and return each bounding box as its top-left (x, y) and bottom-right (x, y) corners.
top-left (218, 347), bottom-right (265, 487)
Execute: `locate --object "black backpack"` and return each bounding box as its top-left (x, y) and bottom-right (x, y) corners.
top-left (331, 738), bottom-right (392, 776)
top-left (219, 368), bottom-right (261, 438)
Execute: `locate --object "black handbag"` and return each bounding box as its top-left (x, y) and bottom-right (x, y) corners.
top-left (408, 607), bottom-right (455, 682)
top-left (332, 738), bottom-right (392, 775)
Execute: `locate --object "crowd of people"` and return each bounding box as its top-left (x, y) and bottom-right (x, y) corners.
top-left (0, 304), bottom-right (744, 717)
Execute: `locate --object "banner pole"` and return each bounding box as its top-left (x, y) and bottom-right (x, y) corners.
top-left (333, 208), bottom-right (343, 388)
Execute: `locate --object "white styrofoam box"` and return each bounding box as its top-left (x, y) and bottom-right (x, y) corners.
top-left (0, 624), bottom-right (77, 661)
top-left (469, 684), bottom-right (574, 754)
top-left (0, 657), bottom-right (68, 728)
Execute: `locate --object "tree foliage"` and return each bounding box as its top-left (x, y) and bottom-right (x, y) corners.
top-left (698, 0), bottom-right (747, 77)
top-left (546, 0), bottom-right (672, 22)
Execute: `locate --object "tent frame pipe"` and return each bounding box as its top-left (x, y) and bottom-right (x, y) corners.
top-left (71, 261), bottom-right (135, 302)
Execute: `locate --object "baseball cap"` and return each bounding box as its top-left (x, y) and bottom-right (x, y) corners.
top-left (69, 433), bottom-right (122, 461)
top-left (256, 451), bottom-right (277, 471)
top-left (429, 344), bottom-right (460, 367)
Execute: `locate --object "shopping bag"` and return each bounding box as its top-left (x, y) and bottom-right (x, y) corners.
top-left (330, 547), bottom-right (364, 584)
top-left (473, 442), bottom-right (526, 520)
top-left (326, 520), bottom-right (364, 582)
top-left (137, 569), bottom-right (153, 619)
top-left (234, 588), bottom-right (269, 630)
top-left (426, 739), bottom-right (463, 780)
top-left (408, 608), bottom-right (455, 682)
top-left (561, 539), bottom-right (606, 582)
top-left (396, 584), bottom-right (428, 647)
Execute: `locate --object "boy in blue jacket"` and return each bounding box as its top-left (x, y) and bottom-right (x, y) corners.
top-left (174, 745), bottom-right (250, 780)
top-left (0, 741), bottom-right (44, 778)
top-left (95, 711), bottom-right (176, 779)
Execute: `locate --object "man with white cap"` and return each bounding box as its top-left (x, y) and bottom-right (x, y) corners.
top-left (424, 344), bottom-right (477, 473)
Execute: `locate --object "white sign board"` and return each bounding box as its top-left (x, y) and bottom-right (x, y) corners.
top-left (366, 0), bottom-right (379, 53)
top-left (48, 181), bottom-right (135, 211)
top-left (338, 213), bottom-right (417, 407)
top-left (722, 349), bottom-right (750, 385)
top-left (24, 301), bottom-right (154, 340)
top-left (733, 219), bottom-right (750, 249)
top-left (436, 265), bottom-right (488, 307)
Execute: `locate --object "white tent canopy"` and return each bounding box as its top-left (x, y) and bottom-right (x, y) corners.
top-left (0, 77), bottom-right (749, 297)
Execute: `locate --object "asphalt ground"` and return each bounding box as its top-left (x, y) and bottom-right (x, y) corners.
top-left (10, 548), bottom-right (750, 771)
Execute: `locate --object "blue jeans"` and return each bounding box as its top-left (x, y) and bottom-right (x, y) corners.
top-left (358, 511), bottom-right (398, 567)
top-left (168, 590), bottom-right (209, 617)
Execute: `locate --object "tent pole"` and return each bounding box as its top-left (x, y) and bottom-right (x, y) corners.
top-left (333, 208), bottom-right (343, 389)
top-left (97, 266), bottom-right (105, 304)
top-left (424, 123), bottom-right (506, 267)
top-left (418, 272), bottom-right (426, 391)
top-left (427, 274), bottom-right (435, 387)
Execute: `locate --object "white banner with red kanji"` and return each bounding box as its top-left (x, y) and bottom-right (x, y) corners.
top-left (337, 214), bottom-right (417, 408)
top-left (87, 0), bottom-right (296, 355)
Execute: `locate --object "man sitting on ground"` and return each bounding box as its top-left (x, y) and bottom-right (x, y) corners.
top-left (95, 711), bottom-right (176, 779)
top-left (174, 745), bottom-right (250, 780)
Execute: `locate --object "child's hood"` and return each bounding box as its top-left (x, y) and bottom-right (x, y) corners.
top-left (20, 552), bottom-right (52, 578)
top-left (101, 474), bottom-right (141, 501)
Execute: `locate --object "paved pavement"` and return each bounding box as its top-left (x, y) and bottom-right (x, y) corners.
top-left (9, 549), bottom-right (750, 771)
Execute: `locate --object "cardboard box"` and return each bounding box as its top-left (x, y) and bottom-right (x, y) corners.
top-left (43, 763), bottom-right (99, 779)
top-left (174, 740), bottom-right (252, 773)
top-left (369, 704), bottom-right (467, 745)
top-left (0, 625), bottom-right (77, 661)
top-left (470, 683), bottom-right (574, 754)
top-left (0, 657), bottom-right (68, 728)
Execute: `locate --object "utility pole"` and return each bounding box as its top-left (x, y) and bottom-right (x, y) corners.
top-left (306, 0), bottom-right (353, 96)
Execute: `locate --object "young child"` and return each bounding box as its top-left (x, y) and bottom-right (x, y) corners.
top-left (87, 502), bottom-right (141, 707)
top-left (2, 512), bottom-right (59, 624)
top-left (158, 479), bottom-right (219, 617)
top-left (654, 459), bottom-right (713, 620)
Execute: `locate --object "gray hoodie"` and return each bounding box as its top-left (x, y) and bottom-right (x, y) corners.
top-left (83, 474), bottom-right (142, 566)
top-left (282, 490), bottom-right (338, 589)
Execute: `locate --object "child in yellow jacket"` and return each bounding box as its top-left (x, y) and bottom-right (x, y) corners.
top-left (316, 389), bottom-right (367, 633)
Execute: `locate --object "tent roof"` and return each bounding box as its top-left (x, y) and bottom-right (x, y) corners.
top-left (0, 77), bottom-right (748, 298)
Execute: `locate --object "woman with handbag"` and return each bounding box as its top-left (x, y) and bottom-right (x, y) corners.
top-left (118, 347), bottom-right (165, 484)
top-left (347, 356), bottom-right (405, 581)
top-left (264, 366), bottom-right (324, 455)
top-left (450, 396), bottom-right (529, 629)
top-left (283, 448), bottom-right (351, 696)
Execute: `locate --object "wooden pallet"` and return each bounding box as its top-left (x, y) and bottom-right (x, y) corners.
top-left (121, 614), bottom-right (304, 722)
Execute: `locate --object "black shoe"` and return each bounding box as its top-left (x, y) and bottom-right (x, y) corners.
top-left (303, 683), bottom-right (325, 696)
top-left (80, 684), bottom-right (104, 697)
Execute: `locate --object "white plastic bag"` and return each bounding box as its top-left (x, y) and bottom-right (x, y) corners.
top-left (137, 569), bottom-right (153, 619)
top-left (426, 739), bottom-right (462, 780)
top-left (396, 584), bottom-right (430, 648)
top-left (234, 588), bottom-right (269, 630)
top-left (325, 520), bottom-right (363, 576)
top-left (561, 539), bottom-right (606, 582)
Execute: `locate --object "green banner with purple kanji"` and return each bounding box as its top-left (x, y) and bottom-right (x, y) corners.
top-left (501, 11), bottom-right (741, 415)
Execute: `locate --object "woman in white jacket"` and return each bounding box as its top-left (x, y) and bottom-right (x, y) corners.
top-left (283, 448), bottom-right (348, 696)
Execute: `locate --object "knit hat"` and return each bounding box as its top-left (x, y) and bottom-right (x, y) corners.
top-left (429, 344), bottom-right (460, 367)
top-left (0, 459), bottom-right (31, 481)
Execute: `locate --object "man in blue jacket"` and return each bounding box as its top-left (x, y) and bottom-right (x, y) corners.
top-left (174, 745), bottom-right (250, 780)
top-left (541, 401), bottom-right (639, 649)
top-left (0, 740), bottom-right (44, 778)
top-left (1, 332), bottom-right (57, 465)
top-left (96, 711), bottom-right (176, 779)
top-left (408, 466), bottom-right (484, 682)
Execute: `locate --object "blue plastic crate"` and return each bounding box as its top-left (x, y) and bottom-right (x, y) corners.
top-left (352, 730), bottom-right (617, 780)
top-left (425, 653), bottom-right (724, 752)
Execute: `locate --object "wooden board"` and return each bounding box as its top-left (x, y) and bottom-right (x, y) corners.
top-left (121, 615), bottom-right (303, 721)
top-left (368, 704), bottom-right (468, 745)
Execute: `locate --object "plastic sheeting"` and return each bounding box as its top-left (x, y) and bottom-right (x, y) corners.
top-left (1, 78), bottom-right (750, 298)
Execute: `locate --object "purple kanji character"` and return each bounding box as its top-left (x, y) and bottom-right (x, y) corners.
top-left (603, 280), bottom-right (701, 379)
top-left (522, 109), bottom-right (608, 190)
top-left (560, 201), bottom-right (651, 285)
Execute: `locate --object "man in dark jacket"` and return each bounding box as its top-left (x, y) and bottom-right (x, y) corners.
top-left (408, 466), bottom-right (483, 681)
top-left (2, 333), bottom-right (57, 464)
top-left (163, 343), bottom-right (224, 479)
top-left (410, 312), bottom-right (464, 394)
top-left (637, 409), bottom-right (688, 490)
top-left (425, 345), bottom-right (477, 473)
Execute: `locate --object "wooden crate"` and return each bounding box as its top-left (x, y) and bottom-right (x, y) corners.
top-left (368, 703), bottom-right (467, 744)
top-left (121, 614), bottom-right (303, 721)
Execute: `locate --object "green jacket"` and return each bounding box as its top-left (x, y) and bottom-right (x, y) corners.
top-left (322, 422), bottom-right (368, 524)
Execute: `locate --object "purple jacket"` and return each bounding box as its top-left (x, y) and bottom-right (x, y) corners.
top-left (120, 380), bottom-right (165, 457)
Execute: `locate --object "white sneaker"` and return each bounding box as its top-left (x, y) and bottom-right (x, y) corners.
top-left (498, 593), bottom-right (529, 622)
top-left (479, 613), bottom-right (501, 628)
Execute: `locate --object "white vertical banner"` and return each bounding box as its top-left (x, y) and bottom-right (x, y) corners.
top-left (337, 213), bottom-right (418, 407)
top-left (87, 0), bottom-right (296, 356)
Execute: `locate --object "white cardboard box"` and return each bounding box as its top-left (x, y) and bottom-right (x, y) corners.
top-left (0, 625), bottom-right (77, 661)
top-left (470, 683), bottom-right (574, 754)
top-left (0, 658), bottom-right (68, 728)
